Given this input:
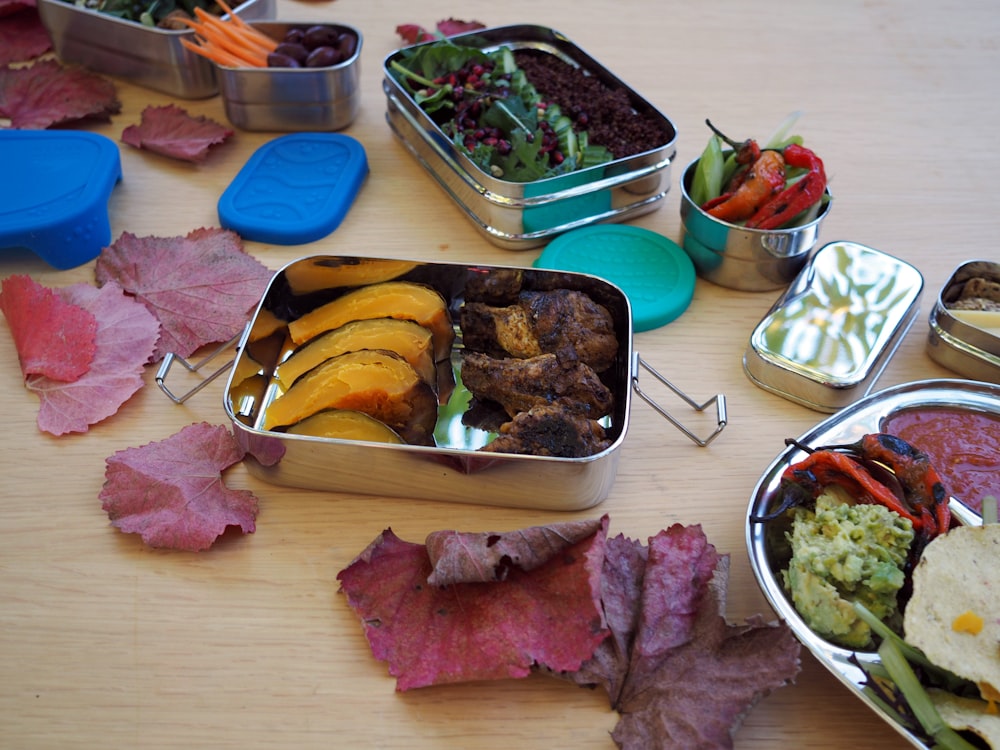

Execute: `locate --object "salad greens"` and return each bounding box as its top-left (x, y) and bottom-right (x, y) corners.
top-left (69, 0), bottom-right (226, 28)
top-left (389, 40), bottom-right (613, 182)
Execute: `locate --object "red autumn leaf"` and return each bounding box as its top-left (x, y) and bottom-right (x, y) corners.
top-left (0, 7), bottom-right (51, 65)
top-left (121, 104), bottom-right (234, 163)
top-left (396, 18), bottom-right (485, 44)
top-left (0, 60), bottom-right (120, 129)
top-left (0, 274), bottom-right (97, 382)
top-left (0, 0), bottom-right (37, 15)
top-left (94, 228), bottom-right (273, 361)
top-left (100, 422), bottom-right (259, 551)
top-left (424, 516), bottom-right (604, 586)
top-left (337, 518), bottom-right (610, 691)
top-left (26, 281), bottom-right (159, 435)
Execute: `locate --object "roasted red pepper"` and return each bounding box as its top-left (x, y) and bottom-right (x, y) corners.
top-left (702, 149), bottom-right (786, 223)
top-left (745, 143), bottom-right (827, 229)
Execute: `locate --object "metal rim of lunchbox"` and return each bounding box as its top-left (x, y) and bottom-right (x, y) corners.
top-left (155, 338), bottom-right (728, 448)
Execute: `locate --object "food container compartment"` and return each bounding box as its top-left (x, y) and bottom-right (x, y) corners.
top-left (678, 158), bottom-right (832, 291)
top-left (216, 22), bottom-right (362, 132)
top-left (743, 241), bottom-right (923, 412)
top-left (382, 25), bottom-right (678, 250)
top-left (926, 259), bottom-right (1000, 383)
top-left (37, 0), bottom-right (274, 99)
top-left (194, 256), bottom-right (726, 510)
top-left (746, 379), bottom-right (998, 749)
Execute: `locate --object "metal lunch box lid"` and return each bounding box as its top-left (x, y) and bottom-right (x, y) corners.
top-left (743, 241), bottom-right (924, 412)
top-left (926, 259), bottom-right (1000, 383)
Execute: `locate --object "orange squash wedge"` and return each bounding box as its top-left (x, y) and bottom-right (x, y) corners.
top-left (287, 281), bottom-right (455, 362)
top-left (283, 258), bottom-right (418, 296)
top-left (276, 318), bottom-right (436, 391)
top-left (285, 409), bottom-right (404, 444)
top-left (262, 349), bottom-right (437, 446)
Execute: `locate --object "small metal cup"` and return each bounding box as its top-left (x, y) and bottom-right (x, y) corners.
top-left (678, 158), bottom-right (832, 291)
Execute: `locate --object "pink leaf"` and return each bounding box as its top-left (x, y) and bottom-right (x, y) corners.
top-left (0, 7), bottom-right (52, 65)
top-left (100, 422), bottom-right (259, 551)
top-left (94, 228), bottom-right (273, 361)
top-left (0, 59), bottom-right (120, 129)
top-left (337, 518), bottom-right (609, 690)
top-left (0, 274), bottom-right (97, 382)
top-left (121, 104), bottom-right (233, 163)
top-left (27, 281), bottom-right (159, 435)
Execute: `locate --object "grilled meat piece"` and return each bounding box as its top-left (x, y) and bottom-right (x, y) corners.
top-left (461, 350), bottom-right (613, 419)
top-left (463, 268), bottom-right (524, 305)
top-left (460, 289), bottom-right (618, 372)
top-left (481, 403), bottom-right (611, 457)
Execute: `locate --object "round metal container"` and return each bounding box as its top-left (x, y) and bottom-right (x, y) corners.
top-left (678, 158), bottom-right (832, 291)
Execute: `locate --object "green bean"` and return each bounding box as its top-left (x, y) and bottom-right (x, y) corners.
top-left (689, 134), bottom-right (724, 206)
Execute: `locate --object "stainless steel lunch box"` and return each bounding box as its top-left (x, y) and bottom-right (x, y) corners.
top-left (926, 259), bottom-right (1000, 383)
top-left (382, 25), bottom-right (678, 250)
top-left (743, 241), bottom-right (924, 412)
top-left (157, 256), bottom-right (726, 510)
top-left (37, 0), bottom-right (273, 99)
top-left (216, 22), bottom-right (362, 132)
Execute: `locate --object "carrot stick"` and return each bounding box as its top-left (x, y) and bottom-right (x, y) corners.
top-left (212, 0), bottom-right (278, 49)
top-left (192, 6), bottom-right (274, 56)
top-left (180, 37), bottom-right (248, 67)
top-left (189, 19), bottom-right (268, 66)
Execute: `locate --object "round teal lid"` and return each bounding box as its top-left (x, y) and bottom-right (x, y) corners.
top-left (534, 225), bottom-right (696, 332)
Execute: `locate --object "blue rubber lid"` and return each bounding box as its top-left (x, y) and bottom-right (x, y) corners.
top-left (218, 133), bottom-right (368, 245)
top-left (534, 225), bottom-right (696, 332)
top-left (0, 130), bottom-right (121, 270)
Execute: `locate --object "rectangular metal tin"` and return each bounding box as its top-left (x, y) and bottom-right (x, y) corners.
top-left (217, 22), bottom-right (362, 132)
top-left (743, 241), bottom-right (924, 412)
top-left (926, 259), bottom-right (1000, 383)
top-left (37, 0), bottom-right (273, 99)
top-left (382, 24), bottom-right (678, 250)
top-left (224, 256), bottom-right (634, 510)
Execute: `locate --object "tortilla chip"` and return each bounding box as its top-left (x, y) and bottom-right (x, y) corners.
top-left (928, 689), bottom-right (1000, 748)
top-left (904, 525), bottom-right (1000, 705)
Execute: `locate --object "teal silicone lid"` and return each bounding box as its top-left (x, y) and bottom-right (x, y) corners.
top-left (218, 133), bottom-right (368, 245)
top-left (0, 130), bottom-right (121, 270)
top-left (534, 225), bottom-right (696, 332)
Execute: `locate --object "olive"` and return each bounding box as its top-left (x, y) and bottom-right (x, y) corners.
top-left (306, 46), bottom-right (344, 68)
top-left (283, 28), bottom-right (305, 45)
top-left (336, 32), bottom-right (357, 60)
top-left (302, 25), bottom-right (341, 51)
top-left (273, 42), bottom-right (309, 65)
top-left (267, 52), bottom-right (302, 69)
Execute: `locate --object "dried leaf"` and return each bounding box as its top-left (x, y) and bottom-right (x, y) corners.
top-left (0, 7), bottom-right (52, 65)
top-left (94, 228), bottom-right (273, 361)
top-left (100, 422), bottom-right (259, 551)
top-left (0, 60), bottom-right (120, 129)
top-left (0, 274), bottom-right (97, 382)
top-left (121, 104), bottom-right (234, 163)
top-left (396, 18), bottom-right (485, 44)
top-left (27, 281), bottom-right (159, 436)
top-left (337, 517), bottom-right (609, 690)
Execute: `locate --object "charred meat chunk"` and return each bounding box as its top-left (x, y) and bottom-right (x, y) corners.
top-left (480, 404), bottom-right (611, 457)
top-left (461, 350), bottom-right (613, 419)
top-left (460, 289), bottom-right (618, 373)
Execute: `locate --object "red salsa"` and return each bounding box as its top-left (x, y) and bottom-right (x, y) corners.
top-left (881, 406), bottom-right (1000, 514)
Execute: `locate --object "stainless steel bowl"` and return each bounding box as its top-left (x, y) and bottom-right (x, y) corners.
top-left (926, 259), bottom-right (1000, 383)
top-left (216, 22), bottom-right (363, 132)
top-left (37, 0), bottom-right (273, 99)
top-left (678, 158), bottom-right (832, 291)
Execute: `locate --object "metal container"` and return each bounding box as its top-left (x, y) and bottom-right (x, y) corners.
top-left (678, 158), bottom-right (832, 291)
top-left (743, 241), bottom-right (923, 412)
top-left (216, 22), bottom-right (362, 132)
top-left (156, 256), bottom-right (726, 510)
top-left (382, 25), bottom-right (678, 250)
top-left (926, 259), bottom-right (1000, 383)
top-left (37, 0), bottom-right (273, 99)
top-left (746, 378), bottom-right (998, 750)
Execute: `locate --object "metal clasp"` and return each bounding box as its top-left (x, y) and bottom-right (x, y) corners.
top-left (631, 352), bottom-right (727, 447)
top-left (156, 336), bottom-right (238, 405)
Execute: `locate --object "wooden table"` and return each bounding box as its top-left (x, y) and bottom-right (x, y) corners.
top-left (3, 1), bottom-right (997, 747)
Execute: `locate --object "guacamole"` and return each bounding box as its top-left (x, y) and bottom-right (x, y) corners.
top-left (782, 486), bottom-right (914, 649)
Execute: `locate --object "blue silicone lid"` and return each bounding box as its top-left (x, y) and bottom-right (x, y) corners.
top-left (534, 225), bottom-right (696, 332)
top-left (0, 130), bottom-right (121, 270)
top-left (218, 133), bottom-right (368, 245)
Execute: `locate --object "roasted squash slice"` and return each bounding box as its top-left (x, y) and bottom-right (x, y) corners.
top-left (283, 258), bottom-right (418, 295)
top-left (287, 281), bottom-right (455, 362)
top-left (276, 318), bottom-right (436, 391)
top-left (262, 349), bottom-right (438, 445)
top-left (286, 409), bottom-right (404, 444)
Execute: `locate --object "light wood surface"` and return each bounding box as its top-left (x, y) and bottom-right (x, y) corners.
top-left (3, 1), bottom-right (997, 747)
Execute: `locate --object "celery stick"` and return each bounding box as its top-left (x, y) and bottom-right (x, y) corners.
top-left (689, 135), bottom-right (724, 206)
top-left (982, 495), bottom-right (997, 524)
top-left (763, 111), bottom-right (803, 149)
